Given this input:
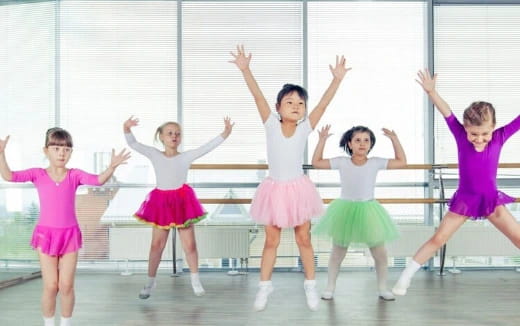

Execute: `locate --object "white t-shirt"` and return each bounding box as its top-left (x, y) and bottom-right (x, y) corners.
top-left (125, 132), bottom-right (224, 190)
top-left (330, 156), bottom-right (388, 201)
top-left (264, 113), bottom-right (312, 181)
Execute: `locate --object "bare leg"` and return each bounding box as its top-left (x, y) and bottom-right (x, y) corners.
top-left (57, 252), bottom-right (78, 318)
top-left (260, 225), bottom-right (281, 281)
top-left (294, 221), bottom-right (315, 280)
top-left (253, 225), bottom-right (280, 311)
top-left (178, 225), bottom-right (205, 296)
top-left (295, 221), bottom-right (319, 310)
top-left (39, 250), bottom-right (59, 318)
top-left (178, 226), bottom-right (198, 273)
top-left (147, 227), bottom-right (170, 277)
top-left (487, 205), bottom-right (520, 249)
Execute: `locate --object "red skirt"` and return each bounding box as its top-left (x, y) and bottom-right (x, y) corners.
top-left (134, 185), bottom-right (207, 229)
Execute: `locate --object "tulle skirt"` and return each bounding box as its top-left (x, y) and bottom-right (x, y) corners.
top-left (448, 190), bottom-right (515, 220)
top-left (31, 224), bottom-right (82, 256)
top-left (134, 185), bottom-right (207, 229)
top-left (313, 199), bottom-right (399, 248)
top-left (250, 175), bottom-right (324, 228)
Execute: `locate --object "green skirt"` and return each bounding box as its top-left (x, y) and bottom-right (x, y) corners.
top-left (312, 199), bottom-right (399, 248)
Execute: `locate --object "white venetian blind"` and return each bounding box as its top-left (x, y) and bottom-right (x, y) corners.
top-left (0, 1), bottom-right (56, 265)
top-left (434, 5), bottom-right (520, 167)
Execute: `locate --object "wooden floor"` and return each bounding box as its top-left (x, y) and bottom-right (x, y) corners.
top-left (0, 270), bottom-right (519, 326)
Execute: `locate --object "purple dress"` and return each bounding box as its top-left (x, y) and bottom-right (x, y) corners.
top-left (445, 113), bottom-right (520, 220)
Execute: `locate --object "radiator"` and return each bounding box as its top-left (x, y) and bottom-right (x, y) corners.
top-left (109, 225), bottom-right (250, 260)
top-left (445, 224), bottom-right (519, 257)
top-left (386, 225), bottom-right (435, 257)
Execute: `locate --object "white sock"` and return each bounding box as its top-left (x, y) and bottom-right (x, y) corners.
top-left (401, 260), bottom-right (421, 280)
top-left (146, 276), bottom-right (156, 288)
top-left (59, 316), bottom-right (71, 326)
top-left (43, 316), bottom-right (54, 326)
top-left (191, 273), bottom-right (205, 295)
top-left (259, 280), bottom-right (272, 288)
top-left (325, 244), bottom-right (348, 293)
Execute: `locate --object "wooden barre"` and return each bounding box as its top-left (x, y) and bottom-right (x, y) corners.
top-left (199, 198), bottom-right (520, 204)
top-left (190, 163), bottom-right (520, 170)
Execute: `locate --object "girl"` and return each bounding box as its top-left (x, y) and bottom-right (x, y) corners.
top-left (123, 116), bottom-right (233, 299)
top-left (392, 69), bottom-right (520, 296)
top-left (0, 128), bottom-right (130, 326)
top-left (312, 124), bottom-right (406, 302)
top-left (230, 44), bottom-right (349, 311)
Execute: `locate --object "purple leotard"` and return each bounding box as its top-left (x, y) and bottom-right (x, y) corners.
top-left (11, 168), bottom-right (100, 255)
top-left (445, 113), bottom-right (520, 219)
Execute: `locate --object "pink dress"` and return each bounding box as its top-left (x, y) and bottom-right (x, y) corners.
top-left (11, 168), bottom-right (100, 256)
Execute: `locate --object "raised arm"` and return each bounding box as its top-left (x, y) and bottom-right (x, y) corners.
top-left (185, 117), bottom-right (234, 162)
top-left (97, 148), bottom-right (131, 185)
top-left (311, 125), bottom-right (332, 169)
top-left (230, 45), bottom-right (271, 123)
top-left (308, 55), bottom-right (350, 129)
top-left (382, 128), bottom-right (407, 169)
top-left (123, 116), bottom-right (156, 157)
top-left (0, 136), bottom-right (12, 181)
top-left (416, 69), bottom-right (452, 118)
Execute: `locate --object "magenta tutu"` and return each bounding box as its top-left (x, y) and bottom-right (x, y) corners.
top-left (448, 190), bottom-right (515, 220)
top-left (250, 175), bottom-right (324, 228)
top-left (135, 184), bottom-right (207, 229)
top-left (31, 224), bottom-right (82, 256)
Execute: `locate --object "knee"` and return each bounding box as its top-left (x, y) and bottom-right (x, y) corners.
top-left (295, 233), bottom-right (312, 248)
top-left (43, 281), bottom-right (59, 296)
top-left (183, 242), bottom-right (197, 255)
top-left (58, 281), bottom-right (74, 296)
top-left (151, 239), bottom-right (167, 252)
top-left (264, 236), bottom-right (280, 249)
top-left (430, 233), bottom-right (448, 248)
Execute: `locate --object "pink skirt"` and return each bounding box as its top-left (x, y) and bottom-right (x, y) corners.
top-left (250, 175), bottom-right (324, 228)
top-left (135, 185), bottom-right (207, 229)
top-left (31, 224), bottom-right (82, 256)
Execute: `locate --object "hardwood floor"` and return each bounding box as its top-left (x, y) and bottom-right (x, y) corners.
top-left (0, 270), bottom-right (519, 325)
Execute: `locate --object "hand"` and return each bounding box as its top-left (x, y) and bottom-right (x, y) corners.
top-left (221, 116), bottom-right (235, 139)
top-left (329, 55), bottom-right (351, 81)
top-left (123, 116), bottom-right (139, 133)
top-left (109, 148), bottom-right (131, 169)
top-left (382, 128), bottom-right (398, 140)
top-left (318, 125), bottom-right (332, 141)
top-left (416, 68), bottom-right (437, 94)
top-left (0, 136), bottom-right (9, 154)
top-left (229, 44), bottom-right (252, 71)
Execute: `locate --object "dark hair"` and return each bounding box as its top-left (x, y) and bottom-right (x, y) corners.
top-left (339, 126), bottom-right (376, 156)
top-left (463, 101), bottom-right (496, 126)
top-left (45, 127), bottom-right (73, 148)
top-left (276, 84), bottom-right (308, 107)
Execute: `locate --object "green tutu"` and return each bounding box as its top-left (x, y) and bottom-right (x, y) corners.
top-left (312, 199), bottom-right (399, 248)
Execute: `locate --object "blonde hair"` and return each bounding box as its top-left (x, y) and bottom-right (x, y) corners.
top-left (463, 101), bottom-right (496, 126)
top-left (154, 121), bottom-right (181, 144)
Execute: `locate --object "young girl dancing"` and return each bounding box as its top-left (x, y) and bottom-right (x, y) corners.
top-left (0, 128), bottom-right (130, 326)
top-left (392, 69), bottom-right (520, 296)
top-left (123, 116), bottom-right (233, 299)
top-left (230, 44), bottom-right (349, 311)
top-left (312, 124), bottom-right (406, 301)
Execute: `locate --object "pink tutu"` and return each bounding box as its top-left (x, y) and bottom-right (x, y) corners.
top-left (448, 190), bottom-right (515, 220)
top-left (250, 175), bottom-right (324, 228)
top-left (135, 185), bottom-right (207, 229)
top-left (31, 224), bottom-right (82, 256)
